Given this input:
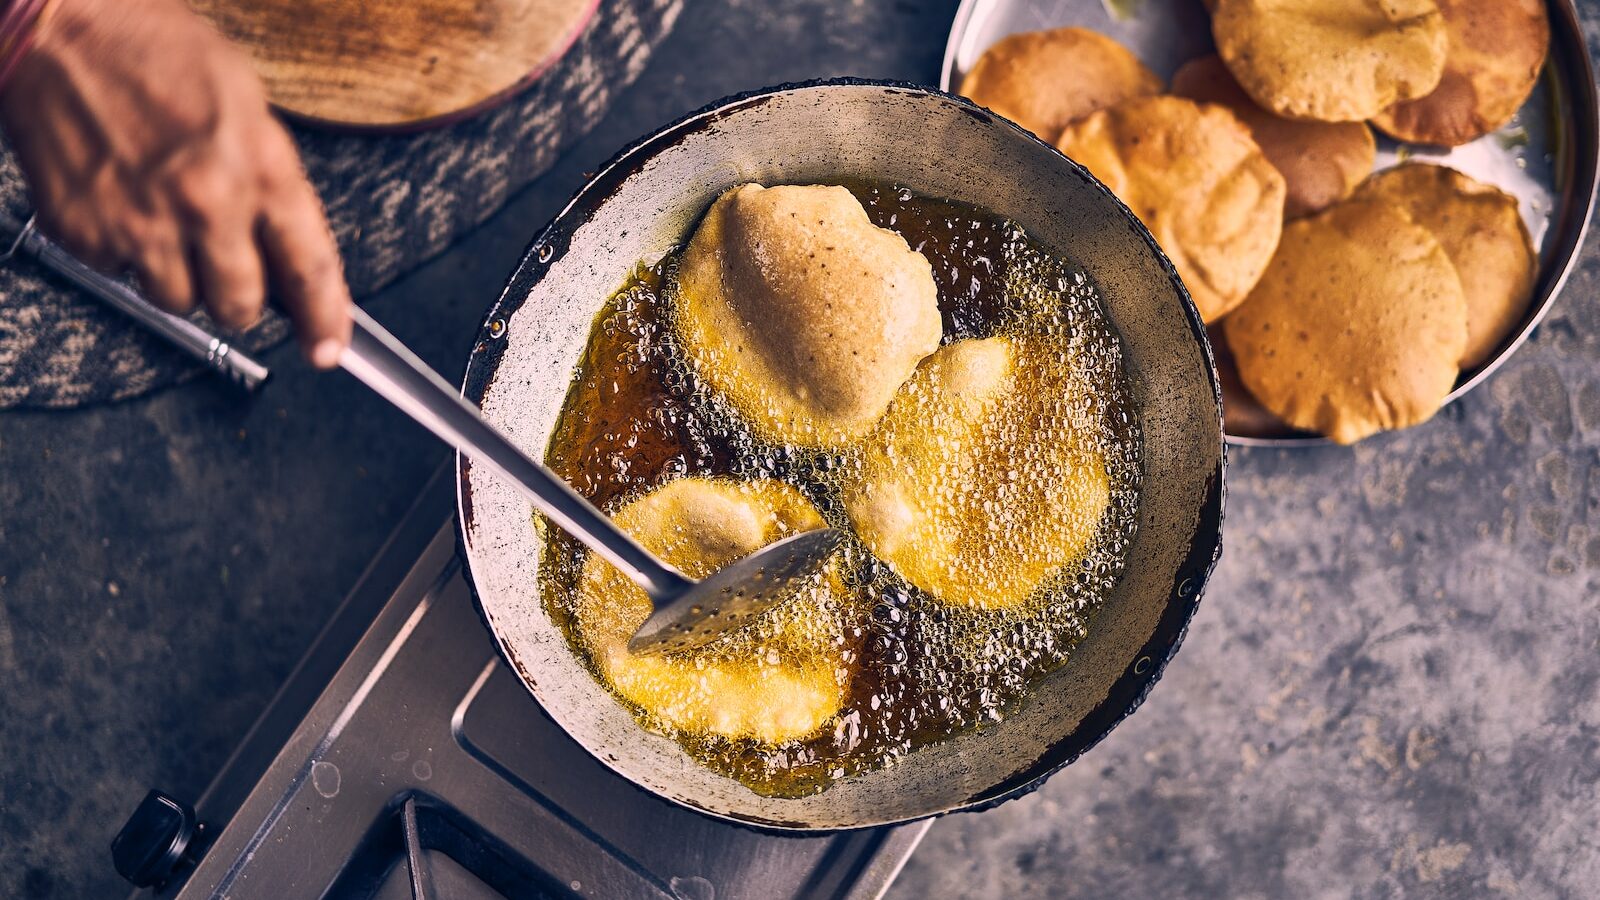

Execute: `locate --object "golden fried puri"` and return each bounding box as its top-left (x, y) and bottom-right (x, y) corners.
top-left (1212, 0), bottom-right (1448, 122)
top-left (675, 184), bottom-right (942, 449)
top-left (960, 27), bottom-right (1163, 143)
top-left (573, 478), bottom-right (850, 744)
top-left (1372, 0), bottom-right (1549, 146)
top-left (1355, 164), bottom-right (1536, 369)
top-left (842, 337), bottom-right (1111, 609)
top-left (1224, 196), bottom-right (1468, 444)
top-left (1056, 95), bottom-right (1286, 322)
top-left (1172, 55), bottom-right (1376, 219)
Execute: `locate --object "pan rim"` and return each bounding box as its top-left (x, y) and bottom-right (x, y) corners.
top-left (453, 77), bottom-right (1226, 831)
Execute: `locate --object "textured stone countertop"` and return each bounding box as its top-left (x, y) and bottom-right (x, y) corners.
top-left (3, 1), bottom-right (1599, 897)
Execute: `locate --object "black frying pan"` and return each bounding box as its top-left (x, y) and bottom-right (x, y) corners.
top-left (456, 80), bottom-right (1225, 830)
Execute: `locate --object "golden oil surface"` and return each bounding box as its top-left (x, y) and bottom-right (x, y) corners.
top-left (539, 181), bottom-right (1142, 796)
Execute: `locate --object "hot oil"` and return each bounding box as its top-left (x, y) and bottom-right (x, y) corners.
top-left (540, 181), bottom-right (1142, 797)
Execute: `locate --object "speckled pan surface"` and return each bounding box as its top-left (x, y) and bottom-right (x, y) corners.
top-left (943, 0), bottom-right (1600, 446)
top-left (456, 81), bottom-right (1224, 830)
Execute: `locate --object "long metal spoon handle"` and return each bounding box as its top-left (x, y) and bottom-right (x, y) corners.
top-left (341, 305), bottom-right (692, 600)
top-left (0, 211), bottom-right (271, 391)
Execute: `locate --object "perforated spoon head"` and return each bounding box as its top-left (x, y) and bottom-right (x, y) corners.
top-left (626, 529), bottom-right (844, 656)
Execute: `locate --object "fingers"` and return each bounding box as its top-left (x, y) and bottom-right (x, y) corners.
top-left (130, 228), bottom-right (195, 314)
top-left (189, 221), bottom-right (265, 330)
top-left (39, 199), bottom-right (121, 274)
top-left (25, 91), bottom-right (344, 357)
top-left (68, 206), bottom-right (197, 315)
top-left (170, 162), bottom-right (267, 330)
top-left (258, 163), bottom-right (351, 370)
top-left (8, 0), bottom-right (348, 360)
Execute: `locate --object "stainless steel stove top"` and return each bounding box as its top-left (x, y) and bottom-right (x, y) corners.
top-left (117, 469), bottom-right (927, 899)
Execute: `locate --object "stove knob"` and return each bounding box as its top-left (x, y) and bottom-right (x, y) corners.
top-left (112, 790), bottom-right (203, 888)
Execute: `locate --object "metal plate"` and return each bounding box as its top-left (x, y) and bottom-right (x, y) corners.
top-left (942, 0), bottom-right (1600, 446)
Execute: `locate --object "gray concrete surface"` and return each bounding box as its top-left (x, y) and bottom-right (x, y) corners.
top-left (1, 0), bottom-right (1598, 897)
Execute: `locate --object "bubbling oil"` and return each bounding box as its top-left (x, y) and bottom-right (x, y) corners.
top-left (539, 181), bottom-right (1141, 797)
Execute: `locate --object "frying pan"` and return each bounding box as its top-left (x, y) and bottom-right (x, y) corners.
top-left (456, 80), bottom-right (1225, 830)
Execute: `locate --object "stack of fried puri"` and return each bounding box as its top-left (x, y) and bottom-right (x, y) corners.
top-left (1055, 95), bottom-right (1286, 323)
top-left (1170, 55), bottom-right (1376, 220)
top-left (1225, 164), bottom-right (1534, 443)
top-left (1212, 0), bottom-right (1451, 123)
top-left (1354, 165), bottom-right (1537, 371)
top-left (1206, 0), bottom-right (1544, 442)
top-left (1372, 0), bottom-right (1550, 146)
top-left (959, 0), bottom-right (1547, 443)
top-left (1210, 0), bottom-right (1548, 146)
top-left (958, 27), bottom-right (1162, 143)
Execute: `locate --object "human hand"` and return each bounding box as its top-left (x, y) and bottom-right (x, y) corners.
top-left (0, 0), bottom-right (351, 367)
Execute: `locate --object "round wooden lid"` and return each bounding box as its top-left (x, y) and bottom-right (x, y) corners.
top-left (189, 0), bottom-right (600, 130)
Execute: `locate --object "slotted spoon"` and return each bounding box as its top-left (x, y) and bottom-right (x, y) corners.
top-left (343, 306), bottom-right (842, 655)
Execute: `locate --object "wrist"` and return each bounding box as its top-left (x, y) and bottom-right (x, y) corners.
top-left (0, 0), bottom-right (58, 95)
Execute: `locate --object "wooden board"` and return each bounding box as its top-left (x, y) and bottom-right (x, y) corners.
top-left (190, 0), bottom-right (600, 131)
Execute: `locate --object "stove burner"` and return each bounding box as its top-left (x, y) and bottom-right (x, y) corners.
top-left (116, 470), bottom-right (926, 899)
top-left (112, 791), bottom-right (206, 889)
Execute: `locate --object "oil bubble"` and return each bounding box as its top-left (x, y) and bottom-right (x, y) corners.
top-left (536, 181), bottom-right (1141, 797)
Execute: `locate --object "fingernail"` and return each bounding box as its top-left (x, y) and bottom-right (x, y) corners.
top-left (310, 339), bottom-right (343, 369)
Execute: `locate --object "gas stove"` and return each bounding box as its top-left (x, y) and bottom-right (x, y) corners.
top-left (112, 467), bottom-right (927, 899)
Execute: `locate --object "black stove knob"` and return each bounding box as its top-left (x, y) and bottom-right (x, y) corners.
top-left (112, 790), bottom-right (203, 889)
